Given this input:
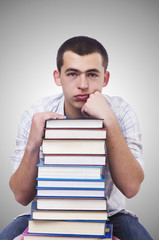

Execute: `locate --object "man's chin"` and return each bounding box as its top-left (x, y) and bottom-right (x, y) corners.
top-left (74, 101), bottom-right (86, 110)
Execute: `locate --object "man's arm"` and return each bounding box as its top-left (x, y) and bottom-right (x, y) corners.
top-left (81, 91), bottom-right (144, 198)
top-left (9, 112), bottom-right (66, 206)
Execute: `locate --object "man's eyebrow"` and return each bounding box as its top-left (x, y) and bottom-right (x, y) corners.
top-left (86, 69), bottom-right (100, 73)
top-left (65, 68), bottom-right (80, 73)
top-left (65, 68), bottom-right (100, 73)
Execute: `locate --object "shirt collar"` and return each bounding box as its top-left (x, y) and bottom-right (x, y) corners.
top-left (56, 93), bottom-right (65, 115)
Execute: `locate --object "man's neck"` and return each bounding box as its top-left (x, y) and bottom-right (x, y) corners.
top-left (65, 109), bottom-right (85, 119)
top-left (64, 103), bottom-right (85, 119)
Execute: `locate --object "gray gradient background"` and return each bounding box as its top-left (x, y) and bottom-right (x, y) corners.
top-left (0, 0), bottom-right (159, 239)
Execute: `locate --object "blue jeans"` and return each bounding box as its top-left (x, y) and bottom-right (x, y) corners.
top-left (0, 212), bottom-right (152, 240)
top-left (109, 212), bottom-right (152, 240)
top-left (0, 215), bottom-right (29, 240)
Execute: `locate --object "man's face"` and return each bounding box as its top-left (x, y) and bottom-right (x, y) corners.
top-left (54, 51), bottom-right (109, 117)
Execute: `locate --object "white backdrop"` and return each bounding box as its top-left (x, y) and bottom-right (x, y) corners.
top-left (0, 0), bottom-right (159, 239)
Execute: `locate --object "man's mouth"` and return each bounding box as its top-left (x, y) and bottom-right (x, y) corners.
top-left (74, 94), bottom-right (89, 101)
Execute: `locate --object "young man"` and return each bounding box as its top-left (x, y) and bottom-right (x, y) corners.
top-left (0, 36), bottom-right (152, 239)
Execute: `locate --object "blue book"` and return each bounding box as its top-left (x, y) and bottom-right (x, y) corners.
top-left (36, 185), bottom-right (106, 198)
top-left (36, 177), bottom-right (105, 181)
top-left (36, 177), bottom-right (105, 190)
top-left (23, 224), bottom-right (113, 239)
top-left (36, 186), bottom-right (105, 190)
top-left (37, 162), bottom-right (104, 180)
top-left (27, 217), bottom-right (110, 237)
top-left (36, 177), bottom-right (106, 189)
top-left (105, 223), bottom-right (113, 239)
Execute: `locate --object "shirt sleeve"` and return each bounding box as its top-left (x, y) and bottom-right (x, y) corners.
top-left (9, 94), bottom-right (64, 173)
top-left (10, 110), bottom-right (43, 173)
top-left (119, 103), bottom-right (144, 171)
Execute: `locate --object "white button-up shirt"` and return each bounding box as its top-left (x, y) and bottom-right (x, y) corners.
top-left (10, 93), bottom-right (144, 217)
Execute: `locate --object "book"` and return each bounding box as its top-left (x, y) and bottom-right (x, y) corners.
top-left (36, 197), bottom-right (107, 211)
top-left (31, 201), bottom-right (108, 221)
top-left (23, 223), bottom-right (113, 239)
top-left (43, 154), bottom-right (106, 165)
top-left (36, 187), bottom-right (106, 198)
top-left (37, 162), bottom-right (103, 179)
top-left (28, 218), bottom-right (106, 236)
top-left (36, 177), bottom-right (105, 189)
top-left (25, 118), bottom-right (112, 239)
top-left (44, 128), bottom-right (107, 139)
top-left (45, 119), bottom-right (104, 129)
top-left (42, 139), bottom-right (106, 155)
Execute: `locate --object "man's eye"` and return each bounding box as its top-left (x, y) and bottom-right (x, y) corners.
top-left (88, 73), bottom-right (98, 78)
top-left (67, 72), bottom-right (77, 77)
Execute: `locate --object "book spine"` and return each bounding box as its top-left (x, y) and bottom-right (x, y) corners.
top-left (36, 186), bottom-right (106, 191)
top-left (36, 177), bottom-right (106, 182)
top-left (37, 163), bottom-right (103, 168)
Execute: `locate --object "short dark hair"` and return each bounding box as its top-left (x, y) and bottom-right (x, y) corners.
top-left (56, 36), bottom-right (109, 72)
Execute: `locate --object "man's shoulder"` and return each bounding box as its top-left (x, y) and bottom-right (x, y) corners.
top-left (27, 93), bottom-right (64, 114)
top-left (103, 94), bottom-right (138, 127)
top-left (19, 93), bottom-right (64, 128)
top-left (103, 94), bottom-right (129, 111)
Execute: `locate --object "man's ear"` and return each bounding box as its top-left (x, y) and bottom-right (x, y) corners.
top-left (53, 70), bottom-right (61, 86)
top-left (103, 71), bottom-right (110, 87)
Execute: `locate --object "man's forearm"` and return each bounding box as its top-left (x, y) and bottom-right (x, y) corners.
top-left (9, 145), bottom-right (39, 206)
top-left (105, 119), bottom-right (144, 198)
top-left (9, 112), bottom-right (66, 206)
top-left (81, 91), bottom-right (144, 198)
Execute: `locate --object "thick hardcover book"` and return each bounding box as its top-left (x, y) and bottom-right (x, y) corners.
top-left (45, 119), bottom-right (104, 129)
top-left (31, 201), bottom-right (107, 221)
top-left (43, 154), bottom-right (107, 166)
top-left (36, 177), bottom-right (105, 189)
top-left (42, 139), bottom-right (106, 155)
top-left (36, 197), bottom-right (107, 211)
top-left (36, 186), bottom-right (106, 198)
top-left (23, 223), bottom-right (112, 239)
top-left (37, 162), bottom-right (103, 180)
top-left (44, 128), bottom-right (107, 139)
top-left (28, 218), bottom-right (107, 237)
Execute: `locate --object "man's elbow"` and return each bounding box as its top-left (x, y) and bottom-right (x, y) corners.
top-left (14, 193), bottom-right (30, 206)
top-left (124, 184), bottom-right (140, 199)
top-left (9, 178), bottom-right (32, 206)
top-left (124, 174), bottom-right (144, 199)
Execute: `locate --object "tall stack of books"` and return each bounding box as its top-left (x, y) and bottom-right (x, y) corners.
top-left (23, 119), bottom-right (113, 239)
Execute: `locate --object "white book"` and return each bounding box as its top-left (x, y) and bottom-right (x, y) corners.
top-left (36, 188), bottom-right (105, 197)
top-left (44, 128), bottom-right (107, 139)
top-left (31, 201), bottom-right (107, 221)
top-left (36, 178), bottom-right (105, 189)
top-left (42, 139), bottom-right (106, 155)
top-left (45, 119), bottom-right (103, 129)
top-left (32, 210), bottom-right (107, 221)
top-left (36, 197), bottom-right (107, 210)
top-left (43, 154), bottom-right (106, 165)
top-left (37, 163), bottom-right (103, 179)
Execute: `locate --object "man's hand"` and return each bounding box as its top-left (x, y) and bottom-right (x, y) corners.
top-left (81, 91), bottom-right (116, 127)
top-left (81, 91), bottom-right (105, 118)
top-left (27, 112), bottom-right (66, 151)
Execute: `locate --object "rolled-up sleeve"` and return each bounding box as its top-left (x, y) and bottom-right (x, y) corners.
top-left (10, 110), bottom-right (31, 173)
top-left (10, 94), bottom-right (64, 173)
top-left (119, 104), bottom-right (144, 171)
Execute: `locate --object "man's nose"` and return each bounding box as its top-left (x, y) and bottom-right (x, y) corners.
top-left (78, 74), bottom-right (88, 89)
